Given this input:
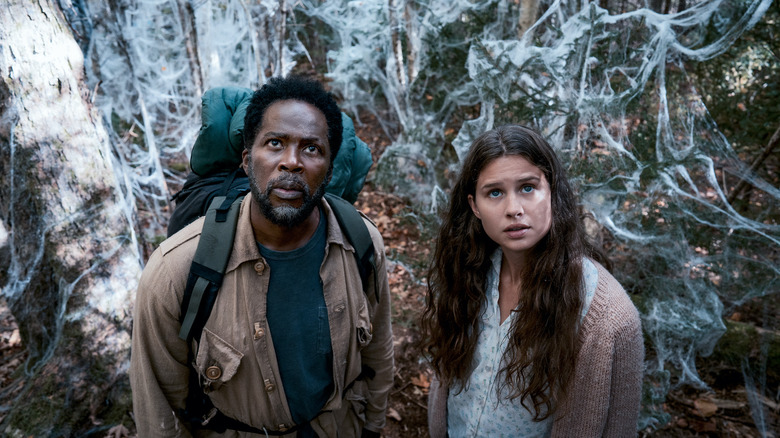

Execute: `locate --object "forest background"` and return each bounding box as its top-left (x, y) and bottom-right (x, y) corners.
top-left (0, 0), bottom-right (778, 436)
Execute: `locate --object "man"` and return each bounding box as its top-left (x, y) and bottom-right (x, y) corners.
top-left (130, 76), bottom-right (394, 437)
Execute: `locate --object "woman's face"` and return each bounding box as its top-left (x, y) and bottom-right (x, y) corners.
top-left (468, 155), bottom-right (552, 263)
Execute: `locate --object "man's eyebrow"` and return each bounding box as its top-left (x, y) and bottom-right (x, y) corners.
top-left (260, 131), bottom-right (325, 143)
top-left (260, 131), bottom-right (289, 139)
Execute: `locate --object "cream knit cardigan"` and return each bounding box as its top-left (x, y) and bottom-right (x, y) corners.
top-left (427, 262), bottom-right (645, 437)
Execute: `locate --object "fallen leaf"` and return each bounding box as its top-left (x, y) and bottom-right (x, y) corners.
top-left (693, 398), bottom-right (718, 417)
top-left (411, 372), bottom-right (430, 389)
top-left (105, 424), bottom-right (130, 438)
top-left (387, 407), bottom-right (402, 422)
top-left (8, 329), bottom-right (20, 347)
top-left (689, 418), bottom-right (717, 433)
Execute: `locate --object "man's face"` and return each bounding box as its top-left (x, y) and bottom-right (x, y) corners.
top-left (242, 99), bottom-right (331, 227)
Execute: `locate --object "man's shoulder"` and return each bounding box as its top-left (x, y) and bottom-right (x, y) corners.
top-left (137, 218), bottom-right (206, 304)
top-left (350, 206), bottom-right (386, 254)
top-left (159, 216), bottom-right (205, 257)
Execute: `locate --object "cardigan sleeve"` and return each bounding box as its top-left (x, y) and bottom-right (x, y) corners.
top-left (552, 263), bottom-right (644, 437)
top-left (602, 302), bottom-right (644, 437)
top-left (427, 374), bottom-right (449, 438)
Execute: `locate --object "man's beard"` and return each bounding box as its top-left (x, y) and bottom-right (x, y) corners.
top-left (247, 161), bottom-right (328, 228)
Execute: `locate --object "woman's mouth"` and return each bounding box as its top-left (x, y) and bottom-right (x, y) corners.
top-left (504, 224), bottom-right (529, 238)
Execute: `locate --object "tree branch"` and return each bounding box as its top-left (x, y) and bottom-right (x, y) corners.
top-left (727, 124), bottom-right (780, 205)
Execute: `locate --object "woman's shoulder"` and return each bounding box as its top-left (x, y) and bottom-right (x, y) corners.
top-left (581, 259), bottom-right (642, 335)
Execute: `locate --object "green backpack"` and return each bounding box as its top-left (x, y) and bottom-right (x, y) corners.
top-left (189, 86), bottom-right (372, 201)
top-left (167, 86), bottom-right (373, 237)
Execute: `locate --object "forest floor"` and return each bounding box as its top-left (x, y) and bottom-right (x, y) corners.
top-left (0, 118), bottom-right (777, 437)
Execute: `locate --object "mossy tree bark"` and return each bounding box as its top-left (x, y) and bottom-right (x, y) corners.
top-left (0, 0), bottom-right (142, 435)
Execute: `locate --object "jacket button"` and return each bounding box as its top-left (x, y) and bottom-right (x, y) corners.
top-left (264, 379), bottom-right (275, 392)
top-left (254, 327), bottom-right (265, 339)
top-left (254, 261), bottom-right (265, 274)
top-left (206, 366), bottom-right (222, 380)
top-left (278, 424), bottom-right (288, 432)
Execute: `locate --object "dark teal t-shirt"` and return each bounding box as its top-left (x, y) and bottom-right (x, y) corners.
top-left (259, 211), bottom-right (333, 436)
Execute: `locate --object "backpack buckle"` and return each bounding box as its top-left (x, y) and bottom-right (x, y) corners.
top-left (201, 407), bottom-right (218, 426)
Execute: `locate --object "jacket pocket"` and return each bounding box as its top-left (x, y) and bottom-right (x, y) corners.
top-left (356, 300), bottom-right (373, 349)
top-left (194, 328), bottom-right (244, 393)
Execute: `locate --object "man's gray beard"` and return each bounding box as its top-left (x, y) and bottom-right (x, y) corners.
top-left (247, 162), bottom-right (327, 228)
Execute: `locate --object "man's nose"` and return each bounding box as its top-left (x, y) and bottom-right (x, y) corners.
top-left (278, 146), bottom-right (303, 173)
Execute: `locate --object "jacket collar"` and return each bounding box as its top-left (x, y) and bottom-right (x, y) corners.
top-left (226, 193), bottom-right (353, 272)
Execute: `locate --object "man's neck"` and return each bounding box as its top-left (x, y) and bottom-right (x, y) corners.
top-left (250, 201), bottom-right (321, 252)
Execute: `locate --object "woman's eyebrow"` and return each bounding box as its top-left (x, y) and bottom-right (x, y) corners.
top-left (480, 175), bottom-right (541, 188)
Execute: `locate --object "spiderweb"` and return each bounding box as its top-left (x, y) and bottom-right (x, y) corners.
top-left (65, 0), bottom-right (777, 430)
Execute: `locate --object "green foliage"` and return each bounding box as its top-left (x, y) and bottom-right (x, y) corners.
top-left (693, 1), bottom-right (780, 176)
top-left (705, 319), bottom-right (780, 387)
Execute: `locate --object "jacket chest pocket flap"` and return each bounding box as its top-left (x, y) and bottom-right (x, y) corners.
top-left (195, 328), bottom-right (244, 393)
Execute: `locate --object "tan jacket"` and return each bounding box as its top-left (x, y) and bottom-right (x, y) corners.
top-left (130, 195), bottom-right (394, 437)
top-left (427, 262), bottom-right (645, 437)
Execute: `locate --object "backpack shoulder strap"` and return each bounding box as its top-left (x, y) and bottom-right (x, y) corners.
top-left (178, 193), bottom-right (244, 342)
top-left (324, 193), bottom-right (377, 301)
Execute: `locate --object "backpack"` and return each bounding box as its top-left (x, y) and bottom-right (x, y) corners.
top-left (170, 87), bottom-right (377, 434)
top-left (167, 86), bottom-right (373, 237)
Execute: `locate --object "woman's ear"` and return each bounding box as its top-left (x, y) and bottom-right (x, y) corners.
top-left (468, 194), bottom-right (481, 220)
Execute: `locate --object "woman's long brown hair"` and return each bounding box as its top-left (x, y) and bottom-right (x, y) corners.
top-left (420, 124), bottom-right (606, 420)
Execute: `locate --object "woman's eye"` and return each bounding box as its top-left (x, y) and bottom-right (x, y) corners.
top-left (521, 185), bottom-right (535, 193)
top-left (488, 189), bottom-right (502, 198)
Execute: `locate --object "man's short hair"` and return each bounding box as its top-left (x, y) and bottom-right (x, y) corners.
top-left (243, 76), bottom-right (343, 162)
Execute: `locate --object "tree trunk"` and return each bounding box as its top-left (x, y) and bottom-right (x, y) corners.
top-left (0, 0), bottom-right (142, 435)
top-left (518, 0), bottom-right (540, 40)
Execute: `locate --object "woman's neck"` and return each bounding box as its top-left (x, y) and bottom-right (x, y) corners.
top-left (500, 252), bottom-right (526, 286)
top-left (498, 253), bottom-right (526, 324)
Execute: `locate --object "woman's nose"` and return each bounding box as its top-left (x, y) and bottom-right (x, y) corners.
top-left (506, 193), bottom-right (524, 217)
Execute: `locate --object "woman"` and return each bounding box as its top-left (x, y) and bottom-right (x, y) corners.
top-left (421, 125), bottom-right (644, 437)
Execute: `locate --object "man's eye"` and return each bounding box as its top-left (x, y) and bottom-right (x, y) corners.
top-left (521, 185), bottom-right (535, 193)
top-left (488, 189), bottom-right (502, 198)
top-left (304, 145), bottom-right (321, 154)
top-left (268, 139), bottom-right (282, 147)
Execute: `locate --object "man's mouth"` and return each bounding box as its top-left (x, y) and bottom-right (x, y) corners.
top-left (271, 187), bottom-right (303, 200)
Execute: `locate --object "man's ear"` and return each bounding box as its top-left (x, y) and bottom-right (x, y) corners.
top-left (325, 163), bottom-right (334, 185)
top-left (468, 194), bottom-right (481, 220)
top-left (241, 148), bottom-right (250, 172)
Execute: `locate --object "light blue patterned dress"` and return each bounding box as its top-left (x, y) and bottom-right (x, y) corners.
top-left (447, 250), bottom-right (598, 438)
